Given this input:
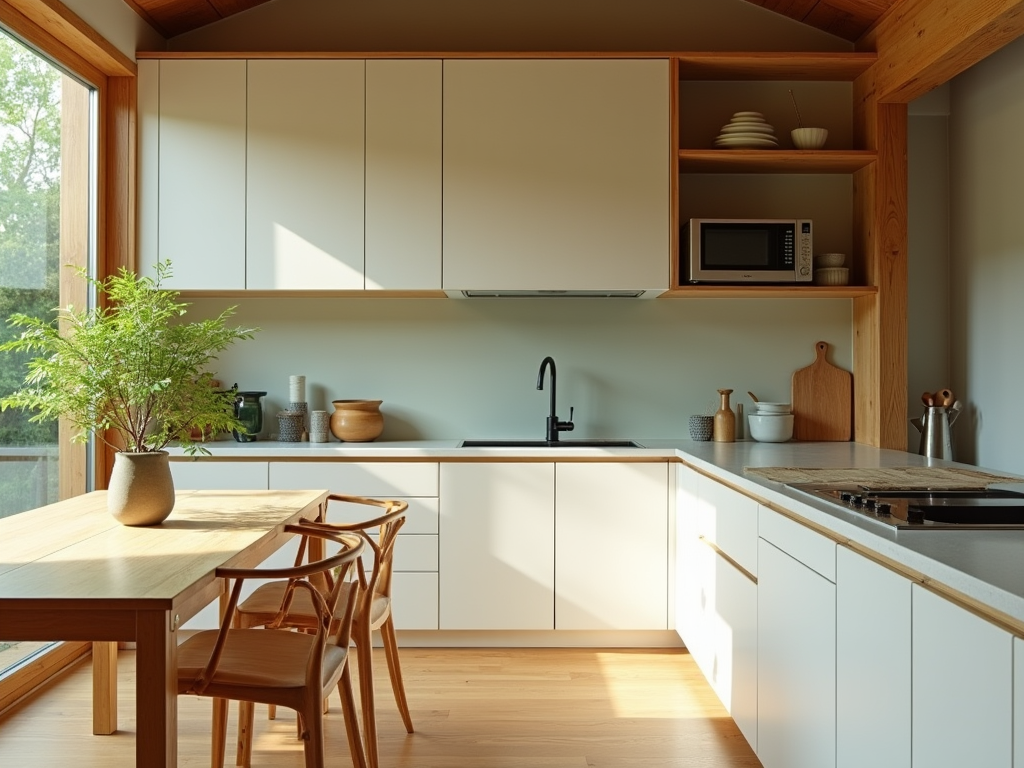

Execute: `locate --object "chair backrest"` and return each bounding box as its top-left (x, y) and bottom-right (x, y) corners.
top-left (184, 525), bottom-right (364, 697)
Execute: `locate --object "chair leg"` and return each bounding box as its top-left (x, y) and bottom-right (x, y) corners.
top-left (380, 614), bottom-right (414, 733)
top-left (354, 620), bottom-right (379, 768)
top-left (212, 697), bottom-right (229, 768)
top-left (268, 703), bottom-right (277, 719)
top-left (236, 700), bottom-right (255, 767)
top-left (338, 664), bottom-right (368, 768)
top-left (300, 703), bottom-right (324, 768)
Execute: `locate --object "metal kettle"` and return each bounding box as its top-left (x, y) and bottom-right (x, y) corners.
top-left (910, 402), bottom-right (962, 460)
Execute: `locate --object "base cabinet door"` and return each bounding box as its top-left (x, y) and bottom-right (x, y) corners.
top-left (836, 547), bottom-right (911, 768)
top-left (439, 463), bottom-right (555, 629)
top-left (757, 533), bottom-right (836, 768)
top-left (555, 462), bottom-right (667, 629)
top-left (912, 584), bottom-right (1012, 768)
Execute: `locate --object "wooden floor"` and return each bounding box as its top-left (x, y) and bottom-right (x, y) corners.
top-left (0, 646), bottom-right (762, 767)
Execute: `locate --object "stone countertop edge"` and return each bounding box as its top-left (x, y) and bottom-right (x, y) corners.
top-left (167, 438), bottom-right (1024, 626)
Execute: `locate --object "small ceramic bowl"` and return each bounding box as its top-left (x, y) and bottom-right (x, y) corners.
top-left (791, 127), bottom-right (828, 149)
top-left (815, 252), bottom-right (846, 268)
top-left (814, 267), bottom-right (850, 286)
top-left (755, 402), bottom-right (792, 414)
top-left (748, 413), bottom-right (795, 442)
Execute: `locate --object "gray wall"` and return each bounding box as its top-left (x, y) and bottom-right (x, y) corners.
top-left (948, 37), bottom-right (1024, 474)
top-left (185, 296), bottom-right (851, 441)
top-left (59, 0), bottom-right (163, 57)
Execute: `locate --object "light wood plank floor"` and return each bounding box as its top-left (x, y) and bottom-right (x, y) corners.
top-left (0, 646), bottom-right (762, 767)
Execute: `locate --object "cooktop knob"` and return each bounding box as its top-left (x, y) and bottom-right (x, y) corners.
top-left (851, 495), bottom-right (865, 507)
top-left (840, 491), bottom-right (855, 503)
top-left (864, 498), bottom-right (878, 510)
top-left (876, 503), bottom-right (892, 516)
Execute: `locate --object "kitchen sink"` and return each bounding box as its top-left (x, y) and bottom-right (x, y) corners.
top-left (459, 439), bottom-right (644, 448)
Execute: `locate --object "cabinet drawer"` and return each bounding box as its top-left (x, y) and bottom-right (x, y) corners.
top-left (697, 474), bottom-right (758, 576)
top-left (392, 572), bottom-right (438, 630)
top-left (393, 534), bottom-right (438, 572)
top-left (171, 461), bottom-right (269, 490)
top-left (759, 505), bottom-right (835, 582)
top-left (269, 461), bottom-right (438, 497)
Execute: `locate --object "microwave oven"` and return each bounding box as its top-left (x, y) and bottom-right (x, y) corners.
top-left (683, 218), bottom-right (813, 283)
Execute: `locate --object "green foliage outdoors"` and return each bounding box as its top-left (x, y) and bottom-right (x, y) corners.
top-left (0, 32), bottom-right (61, 452)
top-left (1, 261), bottom-right (259, 456)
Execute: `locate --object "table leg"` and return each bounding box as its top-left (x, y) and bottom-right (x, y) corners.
top-left (136, 610), bottom-right (177, 768)
top-left (91, 641), bottom-right (118, 734)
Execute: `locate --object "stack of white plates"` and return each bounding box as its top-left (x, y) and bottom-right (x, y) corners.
top-left (714, 111), bottom-right (779, 149)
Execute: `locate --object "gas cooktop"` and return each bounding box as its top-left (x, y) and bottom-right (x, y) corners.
top-left (788, 483), bottom-right (1024, 531)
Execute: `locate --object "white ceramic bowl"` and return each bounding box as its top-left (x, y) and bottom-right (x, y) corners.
top-left (815, 252), bottom-right (846, 268)
top-left (814, 267), bottom-right (850, 286)
top-left (748, 413), bottom-right (795, 442)
top-left (791, 127), bottom-right (828, 149)
top-left (755, 402), bottom-right (792, 414)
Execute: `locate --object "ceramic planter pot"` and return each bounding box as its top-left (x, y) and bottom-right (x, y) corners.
top-left (329, 400), bottom-right (384, 442)
top-left (107, 450), bottom-right (175, 526)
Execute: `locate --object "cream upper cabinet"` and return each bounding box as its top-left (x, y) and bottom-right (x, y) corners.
top-left (140, 59), bottom-right (247, 290)
top-left (365, 59), bottom-right (442, 290)
top-left (442, 59), bottom-right (670, 294)
top-left (554, 463), bottom-right (667, 630)
top-left (246, 60), bottom-right (366, 290)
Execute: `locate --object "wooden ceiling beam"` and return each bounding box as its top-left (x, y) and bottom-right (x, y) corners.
top-left (858, 0), bottom-right (1024, 102)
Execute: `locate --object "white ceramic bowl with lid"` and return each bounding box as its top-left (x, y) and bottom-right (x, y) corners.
top-left (755, 402), bottom-right (792, 414)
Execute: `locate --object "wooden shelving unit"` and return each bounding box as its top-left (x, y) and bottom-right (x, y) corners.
top-left (678, 149), bottom-right (876, 174)
top-left (660, 285), bottom-right (877, 299)
top-left (676, 52), bottom-right (877, 81)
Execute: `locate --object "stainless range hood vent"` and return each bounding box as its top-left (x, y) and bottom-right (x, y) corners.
top-left (452, 289), bottom-right (658, 299)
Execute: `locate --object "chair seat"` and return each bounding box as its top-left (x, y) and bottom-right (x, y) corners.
top-left (239, 579), bottom-right (391, 630)
top-left (178, 628), bottom-right (349, 693)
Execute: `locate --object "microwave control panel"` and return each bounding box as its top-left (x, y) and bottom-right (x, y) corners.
top-left (796, 220), bottom-right (813, 279)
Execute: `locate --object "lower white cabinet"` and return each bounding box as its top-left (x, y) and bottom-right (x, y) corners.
top-left (757, 508), bottom-right (836, 768)
top-left (912, 584), bottom-right (1013, 768)
top-left (439, 462), bottom-right (555, 630)
top-left (835, 546), bottom-right (911, 768)
top-left (555, 462), bottom-right (668, 630)
top-left (1015, 637), bottom-right (1024, 768)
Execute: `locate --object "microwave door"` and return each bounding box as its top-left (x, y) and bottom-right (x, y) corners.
top-left (687, 220), bottom-right (804, 283)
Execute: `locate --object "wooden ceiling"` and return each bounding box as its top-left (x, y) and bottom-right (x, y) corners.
top-left (123, 0), bottom-right (900, 42)
top-left (741, 0), bottom-right (901, 42)
top-left (121, 0), bottom-right (273, 38)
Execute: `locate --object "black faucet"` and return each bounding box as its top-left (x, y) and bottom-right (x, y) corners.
top-left (537, 356), bottom-right (574, 442)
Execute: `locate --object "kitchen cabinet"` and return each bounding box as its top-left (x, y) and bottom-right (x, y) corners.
top-left (439, 462), bottom-right (555, 630)
top-left (269, 461), bottom-right (440, 630)
top-left (911, 584), bottom-right (1012, 768)
top-left (246, 60), bottom-right (365, 290)
top-left (138, 59), bottom-right (247, 290)
top-left (757, 506), bottom-right (836, 768)
top-left (365, 59), bottom-right (443, 290)
top-left (835, 546), bottom-right (911, 768)
top-left (1015, 637), bottom-right (1024, 768)
top-left (441, 59), bottom-right (670, 294)
top-left (674, 467), bottom-right (757, 750)
top-left (555, 462), bottom-right (668, 630)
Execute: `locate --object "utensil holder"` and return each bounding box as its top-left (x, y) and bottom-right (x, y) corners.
top-left (689, 415), bottom-right (714, 441)
top-left (277, 411), bottom-right (304, 442)
top-left (309, 410), bottom-right (330, 443)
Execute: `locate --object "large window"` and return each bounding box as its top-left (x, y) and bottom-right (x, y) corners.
top-left (0, 28), bottom-right (94, 680)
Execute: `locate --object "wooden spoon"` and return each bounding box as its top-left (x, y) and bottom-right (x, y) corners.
top-left (935, 388), bottom-right (955, 407)
top-left (747, 391), bottom-right (759, 403)
top-left (921, 391), bottom-right (935, 407)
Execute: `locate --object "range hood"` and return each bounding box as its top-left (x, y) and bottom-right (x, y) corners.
top-left (447, 289), bottom-right (665, 299)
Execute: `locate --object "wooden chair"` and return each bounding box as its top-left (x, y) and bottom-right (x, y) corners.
top-left (235, 494), bottom-right (413, 768)
top-left (176, 524), bottom-right (367, 768)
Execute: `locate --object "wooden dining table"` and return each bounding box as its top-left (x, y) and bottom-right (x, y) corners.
top-left (0, 488), bottom-right (329, 768)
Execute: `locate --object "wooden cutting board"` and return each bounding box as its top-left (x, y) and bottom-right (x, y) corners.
top-left (791, 340), bottom-right (852, 441)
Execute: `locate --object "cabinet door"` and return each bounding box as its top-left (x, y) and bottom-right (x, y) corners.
top-left (442, 59), bottom-right (669, 292)
top-left (757, 534), bottom-right (836, 768)
top-left (170, 460), bottom-right (269, 491)
top-left (836, 547), bottom-right (911, 768)
top-left (153, 59), bottom-right (247, 290)
top-left (365, 59), bottom-right (442, 290)
top-left (1014, 637), bottom-right (1024, 768)
top-left (439, 463), bottom-right (554, 630)
top-left (555, 462), bottom-right (667, 630)
top-left (912, 585), bottom-right (1012, 768)
top-left (246, 60), bottom-right (365, 290)
top-left (674, 465), bottom-right (705, 652)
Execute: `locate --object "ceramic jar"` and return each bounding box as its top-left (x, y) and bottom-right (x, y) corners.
top-left (329, 399), bottom-right (384, 442)
top-left (107, 450), bottom-right (175, 526)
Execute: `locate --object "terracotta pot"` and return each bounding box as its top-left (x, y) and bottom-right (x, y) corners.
top-left (107, 450), bottom-right (175, 526)
top-left (330, 399), bottom-right (384, 442)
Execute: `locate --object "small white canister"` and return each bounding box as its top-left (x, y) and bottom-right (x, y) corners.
top-left (310, 410), bottom-right (330, 443)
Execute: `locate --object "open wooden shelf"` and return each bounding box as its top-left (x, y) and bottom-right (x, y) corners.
top-left (679, 149), bottom-right (877, 174)
top-left (676, 52), bottom-right (877, 81)
top-left (660, 285), bottom-right (878, 299)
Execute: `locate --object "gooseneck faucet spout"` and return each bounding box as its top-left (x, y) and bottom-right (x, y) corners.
top-left (537, 356), bottom-right (574, 442)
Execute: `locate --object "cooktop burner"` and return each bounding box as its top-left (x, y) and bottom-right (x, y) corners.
top-left (788, 484), bottom-right (1024, 531)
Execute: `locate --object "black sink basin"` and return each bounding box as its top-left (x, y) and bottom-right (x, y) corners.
top-left (460, 439), bottom-right (644, 448)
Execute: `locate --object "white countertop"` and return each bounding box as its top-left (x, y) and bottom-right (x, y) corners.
top-left (170, 437), bottom-right (1024, 626)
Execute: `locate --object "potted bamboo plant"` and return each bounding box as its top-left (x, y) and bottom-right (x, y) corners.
top-left (0, 261), bottom-right (257, 525)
